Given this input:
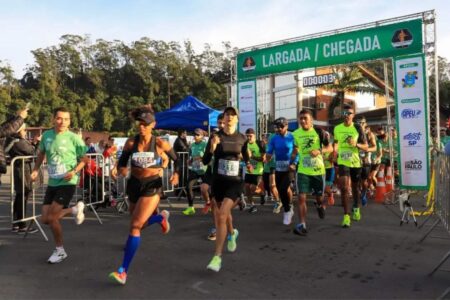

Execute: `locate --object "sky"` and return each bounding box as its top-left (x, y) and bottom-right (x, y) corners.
top-left (0, 0), bottom-right (448, 78)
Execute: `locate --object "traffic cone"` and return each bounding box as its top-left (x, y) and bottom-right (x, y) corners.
top-left (385, 166), bottom-right (393, 193)
top-left (375, 167), bottom-right (386, 204)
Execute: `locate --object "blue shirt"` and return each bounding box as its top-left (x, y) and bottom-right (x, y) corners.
top-left (267, 132), bottom-right (297, 163)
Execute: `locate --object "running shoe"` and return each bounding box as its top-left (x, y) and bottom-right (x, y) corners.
top-left (361, 190), bottom-right (368, 207)
top-left (227, 229), bottom-right (239, 252)
top-left (18, 227), bottom-right (39, 234)
top-left (207, 255), bottom-right (222, 272)
top-left (248, 205), bottom-right (258, 214)
top-left (207, 228), bottom-right (216, 241)
top-left (160, 210), bottom-right (170, 234)
top-left (341, 214), bottom-right (351, 228)
top-left (74, 201), bottom-right (85, 225)
top-left (283, 209), bottom-right (294, 225)
top-left (315, 202), bottom-right (326, 219)
top-left (293, 223), bottom-right (308, 236)
top-left (273, 202), bottom-right (282, 214)
top-left (352, 207), bottom-right (361, 221)
top-left (202, 202), bottom-right (212, 214)
top-left (47, 248), bottom-right (68, 264)
top-left (109, 267), bottom-right (127, 285)
top-left (182, 206), bottom-right (195, 216)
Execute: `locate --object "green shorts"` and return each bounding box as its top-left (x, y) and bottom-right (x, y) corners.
top-left (296, 173), bottom-right (325, 196)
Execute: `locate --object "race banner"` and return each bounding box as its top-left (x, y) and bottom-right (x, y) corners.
top-left (237, 80), bottom-right (257, 135)
top-left (237, 19), bottom-right (423, 80)
top-left (394, 54), bottom-right (429, 189)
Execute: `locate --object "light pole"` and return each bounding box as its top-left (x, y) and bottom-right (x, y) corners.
top-left (166, 74), bottom-right (174, 108)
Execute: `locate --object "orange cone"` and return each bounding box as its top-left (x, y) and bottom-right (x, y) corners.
top-left (385, 166), bottom-right (393, 193)
top-left (375, 167), bottom-right (386, 204)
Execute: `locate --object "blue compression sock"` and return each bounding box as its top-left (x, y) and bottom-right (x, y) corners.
top-left (121, 235), bottom-right (141, 272)
top-left (148, 214), bottom-right (163, 226)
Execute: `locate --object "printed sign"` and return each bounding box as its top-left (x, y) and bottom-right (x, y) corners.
top-left (237, 80), bottom-right (257, 135)
top-left (394, 54), bottom-right (429, 189)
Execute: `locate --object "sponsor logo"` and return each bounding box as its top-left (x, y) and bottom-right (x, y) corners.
top-left (392, 29), bottom-right (413, 49)
top-left (405, 159), bottom-right (422, 170)
top-left (401, 109), bottom-right (421, 119)
top-left (402, 71), bottom-right (418, 88)
top-left (242, 57), bottom-right (256, 72)
top-left (403, 132), bottom-right (421, 146)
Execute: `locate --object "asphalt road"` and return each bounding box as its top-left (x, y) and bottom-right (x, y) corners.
top-left (0, 184), bottom-right (449, 299)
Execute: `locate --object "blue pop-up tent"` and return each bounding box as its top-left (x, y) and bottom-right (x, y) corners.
top-left (155, 95), bottom-right (221, 131)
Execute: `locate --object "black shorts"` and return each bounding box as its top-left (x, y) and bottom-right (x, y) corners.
top-left (211, 177), bottom-right (243, 202)
top-left (43, 185), bottom-right (76, 208)
top-left (338, 165), bottom-right (362, 182)
top-left (202, 166), bottom-right (213, 186)
top-left (361, 165), bottom-right (371, 180)
top-left (370, 163), bottom-right (380, 172)
top-left (244, 174), bottom-right (262, 186)
top-left (126, 175), bottom-right (162, 203)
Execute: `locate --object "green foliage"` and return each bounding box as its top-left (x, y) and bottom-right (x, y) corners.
top-left (1, 36), bottom-right (231, 133)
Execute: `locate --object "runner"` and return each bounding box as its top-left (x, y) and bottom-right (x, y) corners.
top-left (203, 106), bottom-right (250, 272)
top-left (291, 109), bottom-right (332, 236)
top-left (368, 127), bottom-right (383, 194)
top-left (30, 107), bottom-right (88, 263)
top-left (202, 113), bottom-right (225, 241)
top-left (262, 133), bottom-right (281, 213)
top-left (265, 117), bottom-right (297, 225)
top-left (182, 128), bottom-right (207, 216)
top-left (333, 107), bottom-right (368, 227)
top-left (323, 132), bottom-right (336, 206)
top-left (244, 128), bottom-right (265, 214)
top-left (108, 105), bottom-right (179, 285)
top-left (355, 117), bottom-right (377, 206)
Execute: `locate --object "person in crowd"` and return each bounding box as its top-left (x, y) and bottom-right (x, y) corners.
top-left (30, 107), bottom-right (88, 263)
top-left (7, 123), bottom-right (40, 233)
top-left (173, 128), bottom-right (189, 194)
top-left (84, 137), bottom-right (96, 154)
top-left (244, 128), bottom-right (265, 214)
top-left (261, 132), bottom-right (281, 213)
top-left (108, 105), bottom-right (179, 285)
top-left (203, 107), bottom-right (250, 272)
top-left (333, 107), bottom-right (368, 228)
top-left (0, 107), bottom-right (28, 184)
top-left (183, 128), bottom-right (207, 216)
top-left (265, 117), bottom-right (297, 226)
top-left (291, 109), bottom-right (332, 236)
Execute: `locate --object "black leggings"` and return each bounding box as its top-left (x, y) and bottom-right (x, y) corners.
top-left (187, 172), bottom-right (203, 206)
top-left (275, 171), bottom-right (291, 212)
top-left (263, 172), bottom-right (272, 197)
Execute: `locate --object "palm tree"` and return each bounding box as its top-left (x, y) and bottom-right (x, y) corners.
top-left (323, 65), bottom-right (385, 119)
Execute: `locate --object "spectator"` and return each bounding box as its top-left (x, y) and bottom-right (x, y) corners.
top-left (173, 129), bottom-right (189, 193)
top-left (85, 137), bottom-right (96, 154)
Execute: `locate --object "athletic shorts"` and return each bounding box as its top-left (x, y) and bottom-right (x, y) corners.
top-left (338, 165), bottom-right (362, 182)
top-left (361, 164), bottom-right (371, 180)
top-left (297, 173), bottom-right (325, 196)
top-left (212, 177), bottom-right (244, 202)
top-left (370, 163), bottom-right (380, 172)
top-left (126, 175), bottom-right (162, 203)
top-left (325, 168), bottom-right (335, 186)
top-left (43, 185), bottom-right (76, 208)
top-left (244, 174), bottom-right (262, 186)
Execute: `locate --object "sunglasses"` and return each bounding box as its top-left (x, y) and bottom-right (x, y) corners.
top-left (342, 111), bottom-right (353, 116)
top-left (276, 124), bottom-right (286, 129)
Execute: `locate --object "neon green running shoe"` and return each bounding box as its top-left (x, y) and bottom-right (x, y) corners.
top-left (182, 206), bottom-right (196, 216)
top-left (207, 255), bottom-right (222, 272)
top-left (341, 214), bottom-right (351, 228)
top-left (109, 267), bottom-right (127, 285)
top-left (227, 229), bottom-right (239, 252)
top-left (352, 207), bottom-right (361, 221)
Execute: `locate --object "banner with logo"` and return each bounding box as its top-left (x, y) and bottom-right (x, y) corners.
top-left (237, 19), bottom-right (422, 80)
top-left (394, 54), bottom-right (429, 189)
top-left (237, 80), bottom-right (257, 135)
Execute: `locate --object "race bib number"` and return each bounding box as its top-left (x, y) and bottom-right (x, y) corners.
top-left (217, 159), bottom-right (240, 176)
top-left (48, 164), bottom-right (67, 179)
top-left (191, 160), bottom-right (204, 171)
top-left (132, 152), bottom-right (157, 168)
top-left (302, 157), bottom-right (313, 168)
top-left (276, 160), bottom-right (290, 172)
top-left (340, 152), bottom-right (352, 161)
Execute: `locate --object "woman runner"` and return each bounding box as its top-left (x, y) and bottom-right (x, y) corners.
top-left (109, 105), bottom-right (179, 285)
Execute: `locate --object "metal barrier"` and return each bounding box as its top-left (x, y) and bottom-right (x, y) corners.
top-left (10, 155), bottom-right (48, 241)
top-left (419, 152), bottom-right (450, 276)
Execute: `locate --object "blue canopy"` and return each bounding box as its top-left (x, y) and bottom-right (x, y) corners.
top-left (155, 95), bottom-right (221, 131)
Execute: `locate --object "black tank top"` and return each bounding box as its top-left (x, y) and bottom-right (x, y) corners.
top-left (130, 135), bottom-right (162, 169)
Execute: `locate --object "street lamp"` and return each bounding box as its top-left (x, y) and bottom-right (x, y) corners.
top-left (166, 74), bottom-right (174, 108)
